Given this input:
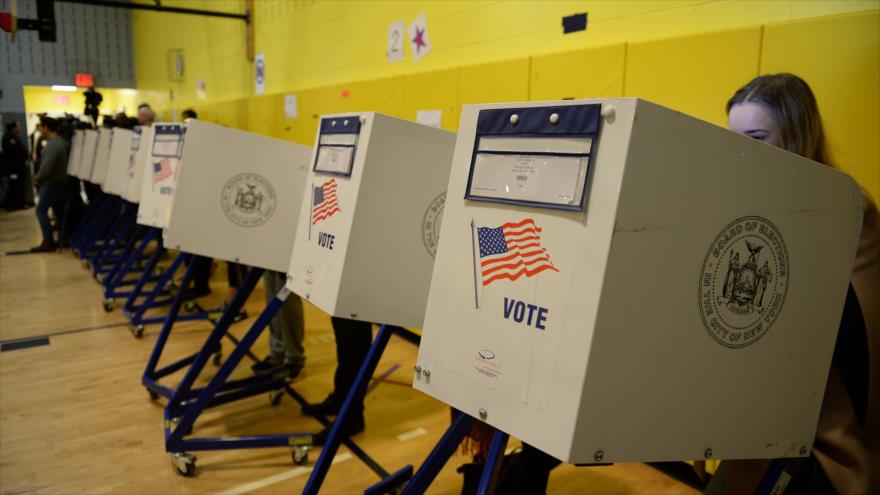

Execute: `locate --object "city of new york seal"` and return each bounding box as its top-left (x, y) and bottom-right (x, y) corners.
top-left (220, 173), bottom-right (277, 227)
top-left (698, 216), bottom-right (789, 348)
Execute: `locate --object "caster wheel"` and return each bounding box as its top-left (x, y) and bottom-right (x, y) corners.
top-left (292, 446), bottom-right (310, 465)
top-left (97, 274), bottom-right (106, 283)
top-left (103, 299), bottom-right (114, 312)
top-left (171, 452), bottom-right (197, 477)
top-left (269, 390), bottom-right (283, 407)
top-left (82, 260), bottom-right (89, 268)
top-left (134, 325), bottom-right (145, 338)
top-left (184, 302), bottom-right (195, 312)
top-left (148, 390), bottom-right (159, 400)
top-left (212, 352), bottom-right (222, 366)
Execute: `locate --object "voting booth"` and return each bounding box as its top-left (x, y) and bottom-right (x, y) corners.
top-left (164, 119), bottom-right (311, 271)
top-left (76, 129), bottom-right (99, 180)
top-left (137, 123), bottom-right (184, 229)
top-left (123, 126), bottom-right (152, 203)
top-left (102, 128), bottom-right (134, 196)
top-left (413, 98), bottom-right (863, 464)
top-left (89, 127), bottom-right (113, 185)
top-left (67, 130), bottom-right (84, 177)
top-left (286, 113), bottom-right (456, 328)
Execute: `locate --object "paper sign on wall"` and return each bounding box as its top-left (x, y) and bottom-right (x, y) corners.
top-left (387, 21), bottom-right (405, 63)
top-left (255, 52), bottom-right (266, 95)
top-left (284, 94), bottom-right (298, 119)
top-left (196, 79), bottom-right (207, 100)
top-left (416, 110), bottom-right (442, 128)
top-left (408, 13), bottom-right (431, 62)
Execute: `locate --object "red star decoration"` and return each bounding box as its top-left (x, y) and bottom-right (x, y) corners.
top-left (412, 26), bottom-right (426, 53)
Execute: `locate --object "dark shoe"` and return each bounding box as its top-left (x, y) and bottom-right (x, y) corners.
top-left (251, 355), bottom-right (284, 375)
top-left (311, 415), bottom-right (365, 446)
top-left (218, 302), bottom-right (248, 323)
top-left (178, 287), bottom-right (212, 300)
top-left (29, 241), bottom-right (58, 253)
top-left (303, 395), bottom-right (343, 417)
top-left (253, 356), bottom-right (303, 380)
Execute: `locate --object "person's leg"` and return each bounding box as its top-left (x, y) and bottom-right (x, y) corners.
top-left (278, 290), bottom-right (306, 370)
top-left (188, 256), bottom-right (213, 296)
top-left (222, 262), bottom-right (249, 320)
top-left (33, 182), bottom-right (58, 250)
top-left (310, 316), bottom-right (372, 444)
top-left (254, 270), bottom-right (289, 374)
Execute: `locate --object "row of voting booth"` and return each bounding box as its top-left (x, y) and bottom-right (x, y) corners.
top-left (62, 98), bottom-right (863, 494)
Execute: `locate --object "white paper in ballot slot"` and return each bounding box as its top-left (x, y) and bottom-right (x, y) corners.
top-left (286, 113), bottom-right (456, 328)
top-left (137, 123), bottom-right (184, 229)
top-left (89, 128), bottom-right (113, 185)
top-left (67, 131), bottom-right (84, 177)
top-left (415, 99), bottom-right (864, 465)
top-left (77, 129), bottom-right (99, 181)
top-left (102, 128), bottom-right (133, 196)
top-left (123, 126), bottom-right (152, 203)
top-left (164, 120), bottom-right (311, 272)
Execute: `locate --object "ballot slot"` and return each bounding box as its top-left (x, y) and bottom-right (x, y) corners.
top-left (151, 124), bottom-right (185, 158)
top-left (313, 116), bottom-right (361, 177)
top-left (465, 104), bottom-right (601, 211)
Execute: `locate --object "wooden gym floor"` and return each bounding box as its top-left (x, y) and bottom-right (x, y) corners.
top-left (0, 208), bottom-right (697, 494)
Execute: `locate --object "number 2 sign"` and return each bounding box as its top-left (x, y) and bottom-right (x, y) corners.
top-left (387, 21), bottom-right (405, 63)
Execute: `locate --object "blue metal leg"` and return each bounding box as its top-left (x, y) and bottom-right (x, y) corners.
top-left (129, 251), bottom-right (185, 328)
top-left (102, 224), bottom-right (141, 294)
top-left (77, 198), bottom-right (117, 257)
top-left (163, 267), bottom-right (264, 417)
top-left (123, 232), bottom-right (162, 314)
top-left (395, 413), bottom-right (477, 495)
top-left (72, 195), bottom-right (108, 251)
top-left (303, 324), bottom-right (395, 495)
top-left (166, 285), bottom-right (288, 448)
top-left (476, 430), bottom-right (509, 495)
top-left (754, 458), bottom-right (797, 495)
top-left (105, 226), bottom-right (154, 299)
top-left (93, 213), bottom-right (136, 274)
top-left (142, 253), bottom-right (195, 384)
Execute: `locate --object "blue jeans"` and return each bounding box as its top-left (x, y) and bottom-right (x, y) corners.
top-left (35, 181), bottom-right (67, 244)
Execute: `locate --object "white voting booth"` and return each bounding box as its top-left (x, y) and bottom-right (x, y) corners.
top-left (123, 126), bottom-right (152, 204)
top-left (164, 120), bottom-right (311, 272)
top-left (286, 113), bottom-right (456, 328)
top-left (89, 127), bottom-right (113, 185)
top-left (414, 99), bottom-right (863, 464)
top-left (67, 130), bottom-right (84, 177)
top-left (137, 123), bottom-right (184, 229)
top-left (76, 129), bottom-right (99, 180)
top-left (102, 128), bottom-right (134, 196)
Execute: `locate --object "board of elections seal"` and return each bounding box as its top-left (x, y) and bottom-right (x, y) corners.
top-left (698, 216), bottom-right (789, 348)
top-left (220, 173), bottom-right (276, 227)
top-left (421, 191), bottom-right (446, 259)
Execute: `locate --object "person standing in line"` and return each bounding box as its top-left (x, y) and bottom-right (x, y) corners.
top-left (30, 118), bottom-right (69, 252)
top-left (252, 271), bottom-right (306, 380)
top-left (2, 121), bottom-right (29, 211)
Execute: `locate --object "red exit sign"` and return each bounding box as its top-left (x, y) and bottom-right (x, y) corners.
top-left (76, 73), bottom-right (94, 87)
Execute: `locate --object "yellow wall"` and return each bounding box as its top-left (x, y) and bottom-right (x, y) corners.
top-left (22, 86), bottom-right (170, 119)
top-left (131, 1), bottom-right (879, 199)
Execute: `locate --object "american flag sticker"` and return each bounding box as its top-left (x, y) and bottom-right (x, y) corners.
top-left (312, 179), bottom-right (341, 225)
top-left (153, 158), bottom-right (173, 185)
top-left (471, 218), bottom-right (558, 308)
